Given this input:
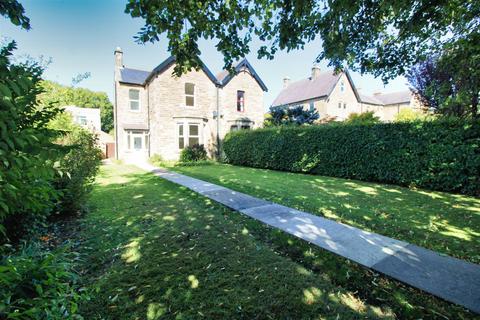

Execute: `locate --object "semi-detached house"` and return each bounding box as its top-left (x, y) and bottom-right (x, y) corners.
top-left (114, 48), bottom-right (268, 161)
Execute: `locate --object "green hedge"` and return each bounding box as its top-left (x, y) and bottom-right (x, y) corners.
top-left (223, 120), bottom-right (480, 196)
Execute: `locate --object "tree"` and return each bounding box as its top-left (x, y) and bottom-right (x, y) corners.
top-left (38, 80), bottom-right (114, 132)
top-left (345, 111), bottom-right (380, 125)
top-left (407, 33), bottom-right (480, 119)
top-left (125, 0), bottom-right (479, 81)
top-left (264, 105), bottom-right (319, 126)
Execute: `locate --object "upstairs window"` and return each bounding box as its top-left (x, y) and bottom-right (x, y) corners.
top-left (309, 101), bottom-right (315, 112)
top-left (129, 89), bottom-right (140, 111)
top-left (185, 83), bottom-right (195, 107)
top-left (343, 103), bottom-right (347, 109)
top-left (340, 81), bottom-right (345, 92)
top-left (237, 90), bottom-right (245, 112)
top-left (76, 115), bottom-right (87, 125)
top-left (338, 102), bottom-right (342, 109)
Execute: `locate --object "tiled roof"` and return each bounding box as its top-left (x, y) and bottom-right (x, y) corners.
top-left (359, 94), bottom-right (384, 106)
top-left (119, 57), bottom-right (267, 91)
top-left (374, 90), bottom-right (412, 105)
top-left (272, 71), bottom-right (341, 106)
top-left (216, 59), bottom-right (268, 91)
top-left (119, 68), bottom-right (150, 85)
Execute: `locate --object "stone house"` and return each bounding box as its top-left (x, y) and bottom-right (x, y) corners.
top-left (114, 48), bottom-right (267, 161)
top-left (65, 105), bottom-right (101, 132)
top-left (272, 66), bottom-right (423, 122)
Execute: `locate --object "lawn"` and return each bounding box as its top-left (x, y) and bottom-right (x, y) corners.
top-left (76, 163), bottom-right (475, 319)
top-left (171, 163), bottom-right (480, 265)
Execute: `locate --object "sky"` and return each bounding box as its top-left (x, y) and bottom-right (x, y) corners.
top-left (1, 0), bottom-right (410, 109)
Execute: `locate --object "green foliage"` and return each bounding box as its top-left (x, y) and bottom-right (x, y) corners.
top-left (38, 80), bottom-right (114, 132)
top-left (179, 144), bottom-right (207, 163)
top-left (0, 42), bottom-right (61, 241)
top-left (345, 111), bottom-right (380, 125)
top-left (264, 105), bottom-right (319, 127)
top-left (223, 120), bottom-right (480, 196)
top-left (53, 128), bottom-right (103, 215)
top-left (126, 0), bottom-right (479, 81)
top-left (408, 33), bottom-right (480, 119)
top-left (394, 109), bottom-right (428, 122)
top-left (0, 242), bottom-right (86, 319)
top-left (0, 0), bottom-right (30, 30)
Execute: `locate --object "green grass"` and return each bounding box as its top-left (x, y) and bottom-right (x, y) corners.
top-left (77, 163), bottom-right (476, 319)
top-left (170, 163), bottom-right (480, 264)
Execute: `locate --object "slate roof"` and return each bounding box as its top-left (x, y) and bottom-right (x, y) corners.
top-left (374, 90), bottom-right (412, 105)
top-left (359, 94), bottom-right (384, 106)
top-left (119, 68), bottom-right (150, 85)
top-left (272, 71), bottom-right (341, 106)
top-left (119, 57), bottom-right (267, 92)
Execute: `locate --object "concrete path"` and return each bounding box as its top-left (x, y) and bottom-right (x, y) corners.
top-left (137, 162), bottom-right (480, 313)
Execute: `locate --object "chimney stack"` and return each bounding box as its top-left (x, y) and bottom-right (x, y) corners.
top-left (311, 65), bottom-right (321, 80)
top-left (114, 47), bottom-right (123, 81)
top-left (283, 76), bottom-right (290, 88)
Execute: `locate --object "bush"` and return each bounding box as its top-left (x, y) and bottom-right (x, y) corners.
top-left (53, 128), bottom-right (102, 215)
top-left (345, 111), bottom-right (381, 125)
top-left (0, 243), bottom-right (87, 319)
top-left (394, 108), bottom-right (429, 122)
top-left (223, 119), bottom-right (480, 196)
top-left (179, 144), bottom-right (208, 163)
top-left (264, 105), bottom-right (319, 126)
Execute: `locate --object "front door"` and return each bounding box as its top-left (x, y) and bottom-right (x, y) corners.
top-left (133, 136), bottom-right (143, 151)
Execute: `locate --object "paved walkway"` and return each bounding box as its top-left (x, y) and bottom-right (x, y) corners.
top-left (137, 162), bottom-right (480, 313)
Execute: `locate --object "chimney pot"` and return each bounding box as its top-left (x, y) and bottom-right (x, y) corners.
top-left (283, 76), bottom-right (290, 88)
top-left (311, 65), bottom-right (321, 80)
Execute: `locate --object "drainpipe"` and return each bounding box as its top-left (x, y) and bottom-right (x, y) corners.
top-left (216, 86), bottom-right (220, 159)
top-left (147, 83), bottom-right (151, 158)
top-left (114, 76), bottom-right (119, 159)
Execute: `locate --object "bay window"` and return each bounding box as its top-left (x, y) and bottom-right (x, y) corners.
top-left (177, 122), bottom-right (201, 149)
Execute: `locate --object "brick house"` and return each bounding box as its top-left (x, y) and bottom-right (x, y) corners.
top-left (273, 66), bottom-right (423, 122)
top-left (113, 48), bottom-right (267, 161)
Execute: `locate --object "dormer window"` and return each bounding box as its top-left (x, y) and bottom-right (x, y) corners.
top-left (340, 81), bottom-right (345, 92)
top-left (185, 83), bottom-right (195, 107)
top-left (237, 90), bottom-right (245, 112)
top-left (129, 89), bottom-right (140, 111)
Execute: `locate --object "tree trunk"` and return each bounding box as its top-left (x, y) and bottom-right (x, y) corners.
top-left (472, 93), bottom-right (479, 119)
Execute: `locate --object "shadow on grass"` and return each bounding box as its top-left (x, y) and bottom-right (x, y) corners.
top-left (76, 164), bottom-right (476, 319)
top-left (172, 164), bottom-right (480, 264)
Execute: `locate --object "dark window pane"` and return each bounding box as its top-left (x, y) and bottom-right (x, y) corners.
top-left (189, 124), bottom-right (199, 136)
top-left (186, 96), bottom-right (194, 106)
top-left (178, 124), bottom-right (183, 136)
top-left (129, 89), bottom-right (139, 100)
top-left (241, 125), bottom-right (250, 130)
top-left (179, 137), bottom-right (184, 149)
top-left (185, 83), bottom-right (195, 95)
top-left (189, 137), bottom-right (199, 146)
top-left (230, 125), bottom-right (238, 132)
top-left (237, 90), bottom-right (245, 112)
top-left (130, 101), bottom-right (139, 110)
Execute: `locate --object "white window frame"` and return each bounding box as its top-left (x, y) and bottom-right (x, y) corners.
top-left (129, 89), bottom-right (141, 112)
top-left (76, 115), bottom-right (87, 126)
top-left (125, 130), bottom-right (149, 151)
top-left (184, 82), bottom-right (196, 108)
top-left (177, 121), bottom-right (202, 150)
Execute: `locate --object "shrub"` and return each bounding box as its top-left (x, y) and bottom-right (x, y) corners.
top-left (180, 144), bottom-right (208, 163)
top-left (150, 154), bottom-right (167, 167)
top-left (264, 105), bottom-right (319, 126)
top-left (394, 108), bottom-right (429, 122)
top-left (53, 128), bottom-right (102, 215)
top-left (223, 119), bottom-right (480, 196)
top-left (0, 42), bottom-right (62, 242)
top-left (345, 111), bottom-right (381, 125)
top-left (0, 243), bottom-right (87, 319)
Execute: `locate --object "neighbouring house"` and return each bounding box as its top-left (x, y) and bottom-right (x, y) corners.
top-left (272, 66), bottom-right (424, 122)
top-left (64, 105), bottom-right (115, 158)
top-left (65, 105), bottom-right (101, 131)
top-left (113, 47), bottom-right (267, 161)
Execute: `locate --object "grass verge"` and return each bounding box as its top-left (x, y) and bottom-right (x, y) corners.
top-left (170, 163), bottom-right (480, 264)
top-left (77, 163), bottom-right (475, 319)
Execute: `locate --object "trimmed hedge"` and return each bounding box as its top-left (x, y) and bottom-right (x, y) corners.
top-left (223, 120), bottom-right (480, 196)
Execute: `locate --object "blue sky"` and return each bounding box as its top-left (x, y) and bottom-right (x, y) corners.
top-left (1, 0), bottom-right (410, 109)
